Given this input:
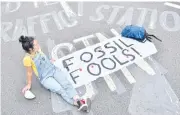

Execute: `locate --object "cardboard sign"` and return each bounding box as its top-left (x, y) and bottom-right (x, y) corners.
top-left (54, 36), bottom-right (157, 88)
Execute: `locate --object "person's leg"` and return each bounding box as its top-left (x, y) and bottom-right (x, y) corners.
top-left (53, 68), bottom-right (89, 111)
top-left (40, 76), bottom-right (75, 105)
top-left (53, 68), bottom-right (79, 100)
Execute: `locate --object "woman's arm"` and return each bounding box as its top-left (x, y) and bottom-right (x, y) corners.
top-left (26, 66), bottom-right (33, 86)
top-left (22, 66), bottom-right (33, 94)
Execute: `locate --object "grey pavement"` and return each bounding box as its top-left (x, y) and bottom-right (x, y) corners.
top-left (1, 2), bottom-right (180, 115)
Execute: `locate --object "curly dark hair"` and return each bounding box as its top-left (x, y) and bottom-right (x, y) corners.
top-left (19, 35), bottom-right (35, 53)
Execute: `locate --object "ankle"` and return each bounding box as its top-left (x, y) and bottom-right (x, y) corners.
top-left (74, 101), bottom-right (79, 106)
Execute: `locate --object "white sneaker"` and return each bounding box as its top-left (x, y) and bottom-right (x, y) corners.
top-left (24, 90), bottom-right (35, 99)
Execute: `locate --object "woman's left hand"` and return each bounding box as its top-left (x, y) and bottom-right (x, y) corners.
top-left (22, 84), bottom-right (31, 94)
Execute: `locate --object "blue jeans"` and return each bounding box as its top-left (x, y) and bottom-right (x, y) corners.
top-left (40, 68), bottom-right (78, 105)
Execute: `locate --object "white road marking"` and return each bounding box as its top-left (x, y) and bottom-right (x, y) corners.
top-left (121, 67), bottom-right (136, 84)
top-left (78, 2), bottom-right (83, 16)
top-left (135, 59), bottom-right (156, 75)
top-left (164, 2), bottom-right (180, 9)
top-left (60, 1), bottom-right (77, 18)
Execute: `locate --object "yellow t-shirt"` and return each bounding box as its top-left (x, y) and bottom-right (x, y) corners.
top-left (23, 54), bottom-right (38, 77)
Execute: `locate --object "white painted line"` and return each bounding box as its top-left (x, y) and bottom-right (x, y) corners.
top-left (104, 75), bottom-right (117, 91)
top-left (111, 75), bottom-right (126, 95)
top-left (121, 67), bottom-right (136, 84)
top-left (78, 2), bottom-right (83, 16)
top-left (164, 2), bottom-right (180, 9)
top-left (110, 28), bottom-right (120, 36)
top-left (135, 59), bottom-right (156, 75)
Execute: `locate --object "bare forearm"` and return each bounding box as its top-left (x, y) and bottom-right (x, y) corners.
top-left (22, 71), bottom-right (32, 93)
top-left (27, 72), bottom-right (32, 86)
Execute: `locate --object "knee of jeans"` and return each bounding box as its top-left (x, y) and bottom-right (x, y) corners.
top-left (43, 84), bottom-right (62, 93)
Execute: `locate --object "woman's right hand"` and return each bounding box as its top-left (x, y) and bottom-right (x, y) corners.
top-left (22, 84), bottom-right (31, 94)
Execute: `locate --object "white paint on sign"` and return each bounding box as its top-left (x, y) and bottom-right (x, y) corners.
top-left (54, 32), bottom-right (157, 88)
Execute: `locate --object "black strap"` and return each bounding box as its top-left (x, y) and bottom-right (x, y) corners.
top-left (146, 33), bottom-right (162, 42)
top-left (146, 37), bottom-right (152, 42)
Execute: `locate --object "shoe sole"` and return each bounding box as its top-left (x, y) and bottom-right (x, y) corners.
top-left (78, 104), bottom-right (88, 111)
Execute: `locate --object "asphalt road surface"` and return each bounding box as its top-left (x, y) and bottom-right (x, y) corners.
top-left (1, 2), bottom-right (180, 115)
